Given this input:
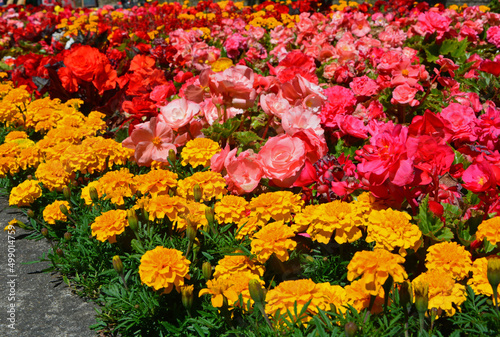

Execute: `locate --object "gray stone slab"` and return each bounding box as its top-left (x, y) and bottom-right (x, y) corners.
top-left (0, 195), bottom-right (99, 337)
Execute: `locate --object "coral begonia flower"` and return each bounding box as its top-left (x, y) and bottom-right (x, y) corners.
top-left (122, 117), bottom-right (176, 166)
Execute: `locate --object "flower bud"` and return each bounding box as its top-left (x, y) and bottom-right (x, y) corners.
top-left (63, 232), bottom-right (72, 241)
top-left (59, 203), bottom-right (69, 216)
top-left (180, 285), bottom-right (194, 310)
top-left (413, 281), bottom-right (429, 315)
top-left (41, 227), bottom-right (49, 237)
top-left (127, 209), bottom-right (139, 232)
top-left (62, 186), bottom-right (71, 200)
top-left (193, 184), bottom-right (202, 202)
top-left (56, 248), bottom-right (64, 257)
top-left (487, 257), bottom-right (500, 295)
top-left (205, 207), bottom-right (215, 224)
top-left (399, 281), bottom-right (411, 310)
top-left (112, 255), bottom-right (124, 275)
top-left (27, 209), bottom-right (35, 219)
top-left (248, 279), bottom-right (265, 304)
top-left (202, 261), bottom-right (212, 280)
top-left (168, 149), bottom-right (176, 164)
top-left (344, 322), bottom-right (358, 337)
top-left (89, 186), bottom-right (99, 203)
top-left (186, 221), bottom-right (197, 243)
top-left (27, 174), bottom-right (32, 180)
top-left (15, 219), bottom-right (27, 229)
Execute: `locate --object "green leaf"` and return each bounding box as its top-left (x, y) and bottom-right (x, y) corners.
top-left (414, 195), bottom-right (453, 241)
top-left (233, 131), bottom-right (262, 147)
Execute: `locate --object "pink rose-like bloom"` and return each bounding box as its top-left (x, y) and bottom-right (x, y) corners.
top-left (487, 26), bottom-right (500, 48)
top-left (208, 65), bottom-right (256, 109)
top-left (440, 103), bottom-right (478, 143)
top-left (260, 93), bottom-right (290, 119)
top-left (282, 106), bottom-right (323, 136)
top-left (210, 144), bottom-right (231, 173)
top-left (224, 149), bottom-right (263, 194)
top-left (159, 97), bottom-right (201, 129)
top-left (349, 75), bottom-right (379, 97)
top-left (257, 134), bottom-right (306, 188)
top-left (320, 86), bottom-right (357, 128)
top-left (391, 84), bottom-right (420, 106)
top-left (200, 99), bottom-right (243, 125)
top-left (122, 117), bottom-right (176, 166)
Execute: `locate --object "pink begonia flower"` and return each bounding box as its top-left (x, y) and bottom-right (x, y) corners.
top-left (200, 99), bottom-right (243, 125)
top-left (224, 148), bottom-right (263, 194)
top-left (416, 9), bottom-right (452, 39)
top-left (260, 93), bottom-right (290, 119)
top-left (391, 84), bottom-right (420, 107)
top-left (207, 65), bottom-right (256, 109)
top-left (282, 106), bottom-right (323, 136)
top-left (210, 144), bottom-right (231, 173)
top-left (292, 129), bottom-right (328, 164)
top-left (462, 161), bottom-right (497, 193)
top-left (391, 59), bottom-right (421, 87)
top-left (257, 134), bottom-right (306, 188)
top-left (440, 103), bottom-right (478, 143)
top-left (281, 74), bottom-right (326, 105)
top-left (487, 26), bottom-right (500, 48)
top-left (320, 85), bottom-right (357, 128)
top-left (336, 114), bottom-right (369, 139)
top-left (349, 75), bottom-right (379, 97)
top-left (159, 97), bottom-right (201, 129)
top-left (122, 117), bottom-right (176, 166)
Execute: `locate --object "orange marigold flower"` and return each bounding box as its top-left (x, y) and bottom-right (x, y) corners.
top-left (347, 249), bottom-right (407, 296)
top-left (81, 181), bottom-right (101, 205)
top-left (226, 270), bottom-right (265, 308)
top-left (366, 208), bottom-right (422, 256)
top-left (307, 200), bottom-right (365, 244)
top-left (134, 169), bottom-right (178, 198)
top-left (91, 209), bottom-right (128, 243)
top-left (174, 201), bottom-right (208, 232)
top-left (317, 282), bottom-right (348, 315)
top-left (292, 204), bottom-right (318, 233)
top-left (181, 138), bottom-right (221, 168)
top-left (265, 279), bottom-right (330, 322)
top-left (0, 142), bottom-right (21, 177)
top-left (468, 256), bottom-right (500, 297)
top-left (199, 275), bottom-right (239, 308)
top-left (251, 221), bottom-right (296, 263)
top-left (143, 195), bottom-right (189, 222)
top-left (215, 195), bottom-right (248, 224)
top-left (213, 252), bottom-right (264, 279)
top-left (43, 200), bottom-right (70, 225)
top-left (177, 171), bottom-right (227, 202)
top-left (236, 215), bottom-right (267, 240)
top-left (4, 131), bottom-right (28, 143)
top-left (425, 241), bottom-right (472, 280)
top-left (139, 246), bottom-right (191, 293)
top-left (345, 279), bottom-right (385, 314)
top-left (412, 269), bottom-right (466, 316)
top-left (97, 168), bottom-right (136, 205)
top-left (476, 216), bottom-right (500, 246)
top-left (61, 144), bottom-right (99, 174)
top-left (35, 160), bottom-right (73, 192)
top-left (18, 146), bottom-right (42, 171)
top-left (45, 126), bottom-right (85, 144)
top-left (249, 191), bottom-right (303, 222)
top-left (9, 180), bottom-right (43, 207)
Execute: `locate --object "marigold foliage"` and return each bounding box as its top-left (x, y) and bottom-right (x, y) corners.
top-left (91, 209), bottom-right (128, 243)
top-left (177, 171), bottom-right (227, 202)
top-left (425, 241), bottom-right (472, 280)
top-left (347, 249), bottom-right (407, 296)
top-left (43, 200), bottom-right (71, 225)
top-left (412, 269), bottom-right (466, 317)
top-left (251, 221), bottom-right (297, 263)
top-left (366, 208), bottom-right (422, 256)
top-left (9, 180), bottom-right (43, 207)
top-left (249, 191), bottom-right (303, 222)
top-left (139, 246), bottom-right (191, 293)
top-left (181, 138), bottom-right (221, 168)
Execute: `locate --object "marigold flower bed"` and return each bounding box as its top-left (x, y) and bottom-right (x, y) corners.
top-left (2, 0), bottom-right (500, 335)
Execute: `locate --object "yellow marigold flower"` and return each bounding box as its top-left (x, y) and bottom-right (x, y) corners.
top-left (4, 219), bottom-right (17, 233)
top-left (213, 252), bottom-right (264, 279)
top-left (35, 160), bottom-right (73, 192)
top-left (97, 168), bottom-right (136, 205)
top-left (80, 181), bottom-right (101, 205)
top-left (177, 171), bottom-right (227, 202)
top-left (41, 141), bottom-right (73, 162)
top-left (251, 221), bottom-right (296, 263)
top-left (199, 275), bottom-right (239, 307)
top-left (143, 195), bottom-right (188, 222)
top-left (91, 209), bottom-right (128, 243)
top-left (292, 204), bottom-right (318, 233)
top-left (0, 142), bottom-right (21, 177)
top-left (317, 282), bottom-right (348, 314)
top-left (425, 242), bottom-right (472, 280)
top-left (468, 257), bottom-right (500, 297)
top-left (366, 208), bottom-right (422, 256)
top-left (134, 169), bottom-right (178, 198)
top-left (4, 131), bottom-right (28, 143)
top-left (139, 246), bottom-right (191, 293)
top-left (175, 201), bottom-right (208, 232)
top-left (412, 269), bottom-right (466, 317)
top-left (265, 279), bottom-right (330, 322)
top-left (211, 57), bottom-right (234, 72)
top-left (249, 191), bottom-right (303, 222)
top-left (18, 146), bottom-right (41, 171)
top-left (226, 270), bottom-right (265, 308)
top-left (476, 216), bottom-right (500, 246)
top-left (307, 200), bottom-right (364, 245)
top-left (236, 215), bottom-right (267, 239)
top-left (345, 279), bottom-right (385, 314)
top-left (83, 111), bottom-right (107, 135)
top-left (61, 144), bottom-right (99, 174)
top-left (347, 249), bottom-right (407, 296)
top-left (45, 127), bottom-right (85, 144)
top-left (0, 87), bottom-right (30, 125)
top-left (214, 195), bottom-right (248, 224)
top-left (9, 180), bottom-right (43, 207)
top-left (181, 138), bottom-right (221, 168)
top-left (43, 200), bottom-right (70, 225)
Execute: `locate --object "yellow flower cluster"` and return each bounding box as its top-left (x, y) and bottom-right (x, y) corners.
top-left (249, 191), bottom-right (303, 222)
top-left (476, 216), bottom-right (500, 246)
top-left (177, 171), bottom-right (227, 202)
top-left (250, 221), bottom-right (296, 263)
top-left (468, 257), bottom-right (499, 297)
top-left (134, 169), bottom-right (178, 198)
top-left (95, 168), bottom-right (136, 205)
top-left (43, 200), bottom-right (71, 225)
top-left (181, 138), bottom-right (221, 168)
top-left (425, 241), bottom-right (472, 280)
top-left (213, 253), bottom-right (264, 279)
top-left (214, 195), bottom-right (248, 224)
top-left (91, 209), bottom-right (129, 243)
top-left (139, 246), bottom-right (191, 293)
top-left (9, 180), bottom-right (43, 207)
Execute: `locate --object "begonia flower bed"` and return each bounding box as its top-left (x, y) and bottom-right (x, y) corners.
top-left (2, 0), bottom-right (500, 335)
